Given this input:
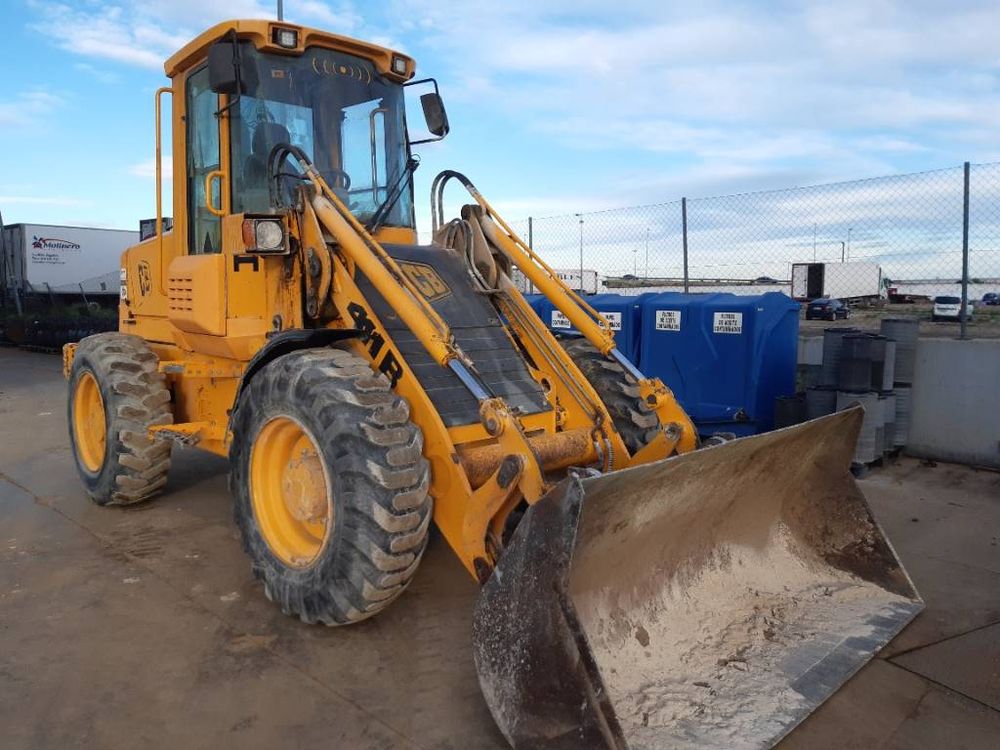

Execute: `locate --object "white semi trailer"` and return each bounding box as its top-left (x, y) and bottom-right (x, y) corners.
top-left (512, 267), bottom-right (601, 295)
top-left (1, 223), bottom-right (138, 302)
top-left (791, 261), bottom-right (883, 303)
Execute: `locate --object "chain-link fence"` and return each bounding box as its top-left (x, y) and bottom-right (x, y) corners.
top-left (508, 162), bottom-right (1000, 337)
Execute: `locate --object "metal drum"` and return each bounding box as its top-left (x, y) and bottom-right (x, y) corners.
top-left (775, 393), bottom-right (806, 428)
top-left (894, 386), bottom-right (912, 447)
top-left (881, 392), bottom-right (896, 451)
top-left (880, 318), bottom-right (919, 385)
top-left (837, 390), bottom-right (880, 464)
top-left (881, 341), bottom-right (897, 391)
top-left (806, 386), bottom-right (838, 419)
top-left (820, 327), bottom-right (859, 387)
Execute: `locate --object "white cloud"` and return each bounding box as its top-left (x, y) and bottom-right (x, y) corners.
top-left (29, 3), bottom-right (170, 69)
top-left (293, 1), bottom-right (363, 33)
top-left (0, 90), bottom-right (64, 128)
top-left (28, 1), bottom-right (379, 71)
top-left (74, 63), bottom-right (120, 84)
top-left (388, 0), bottom-right (1000, 171)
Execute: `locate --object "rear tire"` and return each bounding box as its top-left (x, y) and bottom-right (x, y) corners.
top-left (67, 333), bottom-right (173, 506)
top-left (230, 348), bottom-right (432, 625)
top-left (558, 338), bottom-right (659, 454)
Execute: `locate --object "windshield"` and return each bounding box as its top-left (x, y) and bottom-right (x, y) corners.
top-left (935, 296), bottom-right (960, 304)
top-left (230, 44), bottom-right (413, 228)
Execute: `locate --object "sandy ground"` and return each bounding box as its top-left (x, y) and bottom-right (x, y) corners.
top-left (1, 346), bottom-right (998, 749)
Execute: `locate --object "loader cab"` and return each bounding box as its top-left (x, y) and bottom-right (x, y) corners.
top-left (122, 20), bottom-right (447, 350)
top-left (165, 21), bottom-right (448, 259)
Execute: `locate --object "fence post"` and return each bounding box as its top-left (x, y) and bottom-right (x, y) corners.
top-left (961, 161), bottom-right (970, 341)
top-left (527, 216), bottom-right (533, 250)
top-left (681, 197), bottom-right (689, 292)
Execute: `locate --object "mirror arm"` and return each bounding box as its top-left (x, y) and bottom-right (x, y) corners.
top-left (213, 30), bottom-right (243, 118)
top-left (406, 77), bottom-right (448, 145)
top-left (215, 92), bottom-right (241, 119)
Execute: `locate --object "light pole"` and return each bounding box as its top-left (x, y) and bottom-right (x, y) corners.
top-left (840, 241), bottom-right (846, 263)
top-left (575, 213), bottom-right (584, 293)
top-left (812, 223), bottom-right (817, 262)
top-left (847, 227), bottom-right (852, 261)
top-left (645, 227), bottom-right (650, 278)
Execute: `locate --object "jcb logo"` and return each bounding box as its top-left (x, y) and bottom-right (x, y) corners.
top-left (397, 261), bottom-right (450, 302)
top-left (137, 261), bottom-right (152, 297)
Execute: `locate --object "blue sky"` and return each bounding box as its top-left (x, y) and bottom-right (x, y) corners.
top-left (2, 0), bottom-right (999, 234)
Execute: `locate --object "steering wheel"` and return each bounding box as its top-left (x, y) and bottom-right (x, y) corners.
top-left (319, 167), bottom-right (351, 191)
top-left (267, 143), bottom-right (354, 208)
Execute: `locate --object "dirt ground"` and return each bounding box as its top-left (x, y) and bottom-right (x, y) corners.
top-left (1, 346), bottom-right (998, 749)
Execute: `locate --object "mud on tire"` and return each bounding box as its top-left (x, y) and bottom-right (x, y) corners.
top-left (67, 333), bottom-right (173, 505)
top-left (229, 348), bottom-right (432, 625)
top-left (559, 337), bottom-right (660, 454)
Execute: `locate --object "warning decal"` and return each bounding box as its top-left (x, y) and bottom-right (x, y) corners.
top-left (600, 312), bottom-right (622, 331)
top-left (655, 310), bottom-right (681, 331)
top-left (713, 311), bottom-right (743, 334)
top-left (551, 310), bottom-right (572, 329)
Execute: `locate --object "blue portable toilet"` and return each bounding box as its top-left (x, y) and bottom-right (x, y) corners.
top-left (535, 293), bottom-right (650, 363)
top-left (638, 292), bottom-right (799, 437)
top-left (521, 294), bottom-right (547, 320)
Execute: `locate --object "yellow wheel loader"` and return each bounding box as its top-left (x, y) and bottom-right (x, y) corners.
top-left (63, 19), bottom-right (921, 748)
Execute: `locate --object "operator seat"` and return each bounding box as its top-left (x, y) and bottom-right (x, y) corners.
top-left (241, 122), bottom-right (293, 211)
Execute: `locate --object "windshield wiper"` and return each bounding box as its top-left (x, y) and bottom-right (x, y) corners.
top-left (365, 156), bottom-right (419, 235)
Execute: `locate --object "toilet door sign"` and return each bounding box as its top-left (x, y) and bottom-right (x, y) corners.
top-left (712, 311), bottom-right (743, 334)
top-left (655, 309), bottom-right (681, 331)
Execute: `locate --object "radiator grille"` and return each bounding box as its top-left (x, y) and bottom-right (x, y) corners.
top-left (167, 276), bottom-right (194, 312)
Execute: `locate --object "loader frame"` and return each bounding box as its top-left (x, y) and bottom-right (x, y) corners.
top-left (64, 19), bottom-right (696, 579)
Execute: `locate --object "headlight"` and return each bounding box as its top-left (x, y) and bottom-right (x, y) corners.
top-left (391, 55), bottom-right (408, 75)
top-left (241, 216), bottom-right (287, 253)
top-left (255, 220), bottom-right (284, 250)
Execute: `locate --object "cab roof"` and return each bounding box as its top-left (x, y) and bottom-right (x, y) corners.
top-left (163, 19), bottom-right (414, 80)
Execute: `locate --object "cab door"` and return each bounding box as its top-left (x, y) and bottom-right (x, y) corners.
top-left (186, 65), bottom-right (224, 255)
top-left (167, 64), bottom-right (227, 337)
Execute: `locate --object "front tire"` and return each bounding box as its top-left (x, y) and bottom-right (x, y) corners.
top-left (67, 333), bottom-right (173, 505)
top-left (558, 338), bottom-right (660, 454)
top-left (230, 348), bottom-right (432, 625)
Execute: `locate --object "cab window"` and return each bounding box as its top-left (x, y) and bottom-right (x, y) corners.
top-left (186, 67), bottom-right (222, 254)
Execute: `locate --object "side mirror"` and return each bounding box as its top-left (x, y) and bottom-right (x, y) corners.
top-left (420, 93), bottom-right (450, 138)
top-left (207, 38), bottom-right (258, 96)
top-left (208, 40), bottom-right (239, 95)
top-left (405, 78), bottom-right (449, 144)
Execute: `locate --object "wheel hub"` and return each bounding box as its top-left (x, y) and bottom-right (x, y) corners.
top-left (282, 450), bottom-right (328, 522)
top-left (249, 416), bottom-right (333, 568)
top-left (73, 370), bottom-right (107, 473)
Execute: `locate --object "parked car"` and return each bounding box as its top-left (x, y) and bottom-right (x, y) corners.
top-left (982, 292), bottom-right (1000, 306)
top-left (805, 297), bottom-right (851, 320)
top-left (932, 295), bottom-right (974, 322)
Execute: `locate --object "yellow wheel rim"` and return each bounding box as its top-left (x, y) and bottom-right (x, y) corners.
top-left (250, 416), bottom-right (333, 568)
top-left (73, 370), bottom-right (107, 473)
